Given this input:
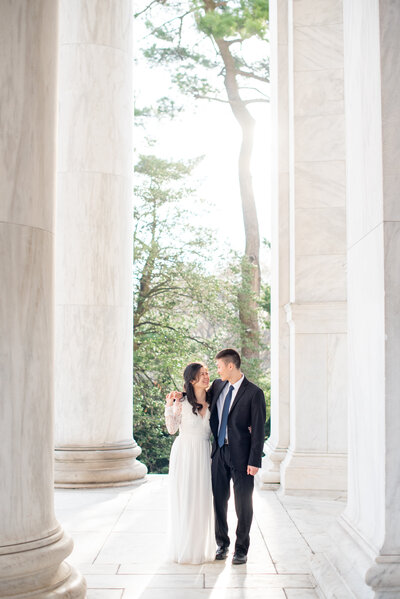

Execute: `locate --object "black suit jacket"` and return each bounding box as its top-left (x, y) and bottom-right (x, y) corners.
top-left (209, 376), bottom-right (266, 472)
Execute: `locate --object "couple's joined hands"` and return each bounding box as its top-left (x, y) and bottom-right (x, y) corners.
top-left (165, 390), bottom-right (259, 476)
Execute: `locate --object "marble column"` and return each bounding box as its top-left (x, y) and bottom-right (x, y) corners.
top-left (312, 1), bottom-right (400, 597)
top-left (279, 0), bottom-right (348, 493)
top-left (55, 0), bottom-right (147, 486)
top-left (0, 2), bottom-right (86, 597)
top-left (258, 0), bottom-right (291, 488)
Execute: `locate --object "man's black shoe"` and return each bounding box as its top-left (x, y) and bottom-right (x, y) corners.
top-left (215, 546), bottom-right (229, 560)
top-left (232, 552), bottom-right (247, 565)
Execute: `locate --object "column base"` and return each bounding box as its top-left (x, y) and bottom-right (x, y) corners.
top-left (0, 527), bottom-right (86, 598)
top-left (311, 515), bottom-right (400, 599)
top-left (256, 439), bottom-right (287, 489)
top-left (280, 449), bottom-right (347, 494)
top-left (54, 440), bottom-right (147, 488)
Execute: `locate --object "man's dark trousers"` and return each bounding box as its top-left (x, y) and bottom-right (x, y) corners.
top-left (209, 376), bottom-right (266, 556)
top-left (211, 444), bottom-right (254, 555)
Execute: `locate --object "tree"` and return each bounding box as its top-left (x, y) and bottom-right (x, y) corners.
top-left (135, 0), bottom-right (269, 365)
top-left (133, 153), bottom-right (241, 471)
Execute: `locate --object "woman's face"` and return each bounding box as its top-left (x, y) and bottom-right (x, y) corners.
top-left (191, 366), bottom-right (210, 390)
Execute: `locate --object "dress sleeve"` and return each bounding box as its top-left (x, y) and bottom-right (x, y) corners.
top-left (165, 401), bottom-right (183, 434)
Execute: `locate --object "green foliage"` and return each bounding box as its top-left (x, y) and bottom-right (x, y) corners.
top-left (260, 238), bottom-right (271, 328)
top-left (134, 106), bottom-right (153, 119)
top-left (135, 99), bottom-right (185, 121)
top-left (156, 97), bottom-right (185, 118)
top-left (260, 283), bottom-right (270, 329)
top-left (194, 0), bottom-right (269, 40)
top-left (139, 0), bottom-right (269, 108)
top-left (133, 152), bottom-right (271, 470)
top-left (143, 44), bottom-right (218, 69)
top-left (134, 1), bottom-right (271, 469)
top-left (133, 153), bottom-right (242, 471)
top-left (133, 379), bottom-right (174, 474)
top-left (171, 71), bottom-right (219, 97)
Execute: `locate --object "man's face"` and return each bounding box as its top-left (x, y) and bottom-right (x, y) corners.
top-left (216, 358), bottom-right (231, 381)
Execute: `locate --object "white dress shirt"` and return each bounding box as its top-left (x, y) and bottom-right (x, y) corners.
top-left (216, 374), bottom-right (244, 442)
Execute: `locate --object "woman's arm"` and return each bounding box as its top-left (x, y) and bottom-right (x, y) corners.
top-left (164, 393), bottom-right (183, 434)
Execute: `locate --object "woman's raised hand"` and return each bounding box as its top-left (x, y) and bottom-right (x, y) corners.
top-left (165, 391), bottom-right (183, 406)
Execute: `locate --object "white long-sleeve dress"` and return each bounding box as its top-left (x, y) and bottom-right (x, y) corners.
top-left (165, 398), bottom-right (215, 564)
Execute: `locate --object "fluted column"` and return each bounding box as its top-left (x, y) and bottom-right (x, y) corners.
top-left (312, 1), bottom-right (400, 597)
top-left (0, 1), bottom-right (86, 597)
top-left (258, 0), bottom-right (290, 488)
top-left (279, 0), bottom-right (348, 493)
top-left (55, 0), bottom-right (147, 486)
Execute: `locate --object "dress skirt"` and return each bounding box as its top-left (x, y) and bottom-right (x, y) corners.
top-left (167, 430), bottom-right (215, 563)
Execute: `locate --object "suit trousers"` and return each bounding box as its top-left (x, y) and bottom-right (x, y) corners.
top-left (211, 444), bottom-right (254, 555)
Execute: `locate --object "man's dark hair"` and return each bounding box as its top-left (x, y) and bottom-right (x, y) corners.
top-left (215, 348), bottom-right (241, 369)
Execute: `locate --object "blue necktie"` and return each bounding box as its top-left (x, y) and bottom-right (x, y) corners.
top-left (218, 385), bottom-right (234, 447)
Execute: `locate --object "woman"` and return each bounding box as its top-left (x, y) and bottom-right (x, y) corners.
top-left (164, 362), bottom-right (215, 564)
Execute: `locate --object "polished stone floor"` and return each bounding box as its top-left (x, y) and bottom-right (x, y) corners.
top-left (55, 474), bottom-right (345, 599)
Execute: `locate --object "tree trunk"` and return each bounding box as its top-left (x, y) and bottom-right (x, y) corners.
top-left (203, 4), bottom-right (261, 360)
top-left (238, 118), bottom-right (261, 360)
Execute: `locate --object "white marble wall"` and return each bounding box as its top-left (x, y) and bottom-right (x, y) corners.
top-left (279, 0), bottom-right (348, 492)
top-left (0, 1), bottom-right (85, 596)
top-left (259, 0), bottom-right (291, 487)
top-left (312, 1), bottom-right (400, 597)
top-left (344, 0), bottom-right (400, 556)
top-left (55, 0), bottom-right (147, 486)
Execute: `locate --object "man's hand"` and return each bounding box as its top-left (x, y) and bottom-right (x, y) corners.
top-left (165, 391), bottom-right (183, 406)
top-left (247, 465), bottom-right (259, 476)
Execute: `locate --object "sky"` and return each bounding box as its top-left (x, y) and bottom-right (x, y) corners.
top-left (133, 7), bottom-right (271, 276)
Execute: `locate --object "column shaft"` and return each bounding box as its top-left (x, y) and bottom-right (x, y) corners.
top-left (280, 0), bottom-right (348, 493)
top-left (0, 1), bottom-right (85, 596)
top-left (312, 1), bottom-right (400, 597)
top-left (259, 0), bottom-right (291, 487)
top-left (55, 0), bottom-right (146, 486)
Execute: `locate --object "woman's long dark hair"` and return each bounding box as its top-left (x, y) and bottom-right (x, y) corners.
top-left (183, 363), bottom-right (211, 415)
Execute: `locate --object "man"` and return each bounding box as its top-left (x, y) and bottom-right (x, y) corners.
top-left (209, 348), bottom-right (266, 565)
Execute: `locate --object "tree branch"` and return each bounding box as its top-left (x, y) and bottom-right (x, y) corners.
top-left (135, 321), bottom-right (213, 348)
top-left (192, 33), bottom-right (214, 51)
top-left (236, 69), bottom-right (269, 83)
top-left (167, 369), bottom-right (180, 389)
top-left (195, 93), bottom-right (268, 107)
top-left (144, 10), bottom-right (193, 40)
top-left (243, 98), bottom-right (269, 105)
top-left (194, 94), bottom-right (230, 103)
top-left (178, 12), bottom-right (185, 46)
top-left (134, 368), bottom-right (160, 389)
top-left (238, 86), bottom-right (269, 98)
top-left (134, 0), bottom-right (159, 18)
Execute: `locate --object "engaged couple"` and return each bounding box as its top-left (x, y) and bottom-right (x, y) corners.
top-left (164, 348), bottom-right (266, 565)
